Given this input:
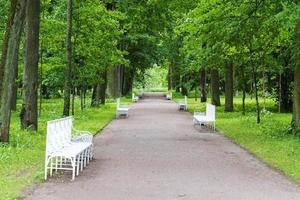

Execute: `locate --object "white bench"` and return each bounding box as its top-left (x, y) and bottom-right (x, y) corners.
top-left (193, 104), bottom-right (216, 131)
top-left (179, 96), bottom-right (188, 111)
top-left (132, 93), bottom-right (139, 103)
top-left (44, 117), bottom-right (93, 181)
top-left (166, 93), bottom-right (172, 100)
top-left (138, 91), bottom-right (144, 98)
top-left (116, 98), bottom-right (129, 118)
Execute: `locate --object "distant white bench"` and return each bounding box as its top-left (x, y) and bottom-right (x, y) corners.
top-left (193, 103), bottom-right (216, 131)
top-left (179, 96), bottom-right (188, 111)
top-left (139, 91), bottom-right (144, 98)
top-left (132, 93), bottom-right (139, 103)
top-left (166, 93), bottom-right (172, 100)
top-left (45, 117), bottom-right (93, 181)
top-left (116, 98), bottom-right (129, 118)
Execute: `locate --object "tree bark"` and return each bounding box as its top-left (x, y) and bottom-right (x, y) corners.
top-left (83, 87), bottom-right (86, 108)
top-left (71, 87), bottom-right (75, 115)
top-left (11, 64), bottom-right (18, 111)
top-left (109, 66), bottom-right (121, 98)
top-left (80, 86), bottom-right (83, 111)
top-left (181, 75), bottom-right (188, 96)
top-left (20, 0), bottom-right (40, 130)
top-left (63, 0), bottom-right (73, 116)
top-left (199, 69), bottom-right (207, 102)
top-left (0, 0), bottom-right (18, 106)
top-left (91, 85), bottom-right (97, 107)
top-left (0, 0), bottom-right (26, 142)
top-left (122, 67), bottom-right (134, 96)
top-left (100, 70), bottom-right (107, 105)
top-left (241, 66), bottom-right (246, 115)
top-left (225, 63), bottom-right (234, 112)
top-left (211, 69), bottom-right (221, 106)
top-left (293, 20), bottom-right (300, 130)
top-left (278, 62), bottom-right (293, 113)
top-left (293, 68), bottom-right (300, 129)
top-left (168, 64), bottom-right (173, 90)
top-left (252, 65), bottom-right (260, 124)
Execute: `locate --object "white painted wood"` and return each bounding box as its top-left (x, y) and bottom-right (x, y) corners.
top-left (116, 98), bottom-right (129, 118)
top-left (193, 104), bottom-right (216, 131)
top-left (132, 93), bottom-right (139, 102)
top-left (179, 96), bottom-right (188, 111)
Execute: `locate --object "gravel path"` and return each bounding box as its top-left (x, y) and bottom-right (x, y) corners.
top-left (25, 95), bottom-right (300, 200)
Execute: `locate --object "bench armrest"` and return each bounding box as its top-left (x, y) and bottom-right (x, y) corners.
top-left (72, 128), bottom-right (93, 143)
top-left (72, 134), bottom-right (93, 143)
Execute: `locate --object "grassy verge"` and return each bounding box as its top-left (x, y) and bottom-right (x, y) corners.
top-left (175, 95), bottom-right (300, 181)
top-left (0, 97), bottom-right (129, 199)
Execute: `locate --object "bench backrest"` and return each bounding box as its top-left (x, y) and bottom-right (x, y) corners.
top-left (206, 104), bottom-right (216, 121)
top-left (46, 117), bottom-right (73, 154)
top-left (185, 96), bottom-right (188, 109)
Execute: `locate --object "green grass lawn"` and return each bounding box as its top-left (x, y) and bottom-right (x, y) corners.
top-left (0, 97), bottom-right (130, 199)
top-left (175, 94), bottom-right (300, 181)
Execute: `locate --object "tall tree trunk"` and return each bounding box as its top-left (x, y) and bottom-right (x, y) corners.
top-left (71, 87), bottom-right (75, 115)
top-left (211, 69), bottom-right (221, 106)
top-left (181, 75), bottom-right (188, 96)
top-left (278, 61), bottom-right (293, 113)
top-left (122, 68), bottom-right (134, 96)
top-left (0, 0), bottom-right (26, 142)
top-left (83, 86), bottom-right (86, 108)
top-left (20, 0), bottom-right (40, 130)
top-left (293, 20), bottom-right (300, 130)
top-left (241, 66), bottom-right (246, 115)
top-left (199, 69), bottom-right (207, 102)
top-left (80, 86), bottom-right (83, 111)
top-left (63, 0), bottom-right (72, 116)
top-left (225, 63), bottom-right (234, 112)
top-left (91, 85), bottom-right (97, 107)
top-left (252, 65), bottom-right (260, 124)
top-left (11, 59), bottom-right (18, 111)
top-left (168, 64), bottom-right (173, 90)
top-left (0, 0), bottom-right (18, 106)
top-left (100, 70), bottom-right (107, 105)
top-left (109, 66), bottom-right (121, 98)
top-left (293, 68), bottom-right (300, 129)
top-left (95, 83), bottom-right (101, 106)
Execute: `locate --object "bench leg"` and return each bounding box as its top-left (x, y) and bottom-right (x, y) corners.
top-left (213, 122), bottom-right (215, 132)
top-left (85, 149), bottom-right (88, 167)
top-left (55, 157), bottom-right (58, 172)
top-left (81, 152), bottom-right (84, 171)
top-left (76, 155), bottom-right (80, 176)
top-left (87, 149), bottom-right (89, 166)
top-left (71, 157), bottom-right (76, 181)
top-left (44, 157), bottom-right (49, 180)
top-left (50, 158), bottom-right (53, 177)
top-left (91, 145), bottom-right (94, 160)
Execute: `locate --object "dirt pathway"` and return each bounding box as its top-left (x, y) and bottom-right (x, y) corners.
top-left (25, 95), bottom-right (300, 200)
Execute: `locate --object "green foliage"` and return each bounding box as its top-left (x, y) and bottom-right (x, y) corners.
top-left (172, 0), bottom-right (299, 103)
top-left (135, 65), bottom-right (168, 90)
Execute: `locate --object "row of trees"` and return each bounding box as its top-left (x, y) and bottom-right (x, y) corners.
top-left (0, 0), bottom-right (183, 143)
top-left (0, 0), bottom-right (299, 143)
top-left (165, 0), bottom-right (300, 131)
top-left (0, 0), bottom-right (40, 142)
